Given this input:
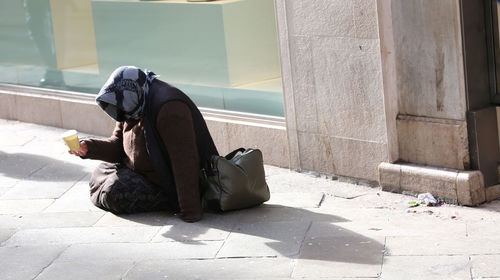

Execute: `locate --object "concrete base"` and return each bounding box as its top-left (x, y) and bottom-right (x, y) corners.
top-left (379, 162), bottom-right (486, 206)
top-left (486, 185), bottom-right (500, 202)
top-left (0, 84), bottom-right (290, 168)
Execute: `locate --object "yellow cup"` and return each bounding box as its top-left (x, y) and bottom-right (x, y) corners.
top-left (62, 130), bottom-right (81, 152)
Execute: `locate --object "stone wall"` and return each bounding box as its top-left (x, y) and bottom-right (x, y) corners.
top-left (275, 0), bottom-right (389, 182)
top-left (390, 0), bottom-right (469, 169)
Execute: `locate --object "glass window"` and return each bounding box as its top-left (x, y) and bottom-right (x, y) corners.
top-left (0, 0), bottom-right (284, 117)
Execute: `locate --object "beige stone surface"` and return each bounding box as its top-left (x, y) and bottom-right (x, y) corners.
top-left (456, 171), bottom-right (485, 205)
top-left (312, 37), bottom-right (386, 143)
top-left (400, 164), bottom-right (458, 201)
top-left (0, 93), bottom-right (16, 120)
top-left (2, 119), bottom-right (500, 279)
top-left (276, 0), bottom-right (388, 182)
top-left (378, 162), bottom-right (401, 192)
top-left (0, 199), bottom-right (55, 215)
top-left (377, 0), bottom-right (399, 163)
top-left (60, 100), bottom-right (114, 137)
top-left (297, 132), bottom-right (334, 174)
top-left (15, 95), bottom-right (62, 128)
top-left (471, 255), bottom-right (500, 278)
top-left (386, 236), bottom-right (500, 256)
top-left (297, 132), bottom-right (388, 181)
top-left (397, 116), bottom-right (469, 170)
top-left (329, 137), bottom-right (387, 182)
top-left (274, 0), bottom-right (300, 171)
top-left (392, 0), bottom-right (466, 120)
top-left (379, 162), bottom-right (492, 206)
top-left (381, 256), bottom-right (471, 280)
top-left (486, 184), bottom-right (500, 202)
top-left (293, 236), bottom-right (384, 278)
top-left (226, 123), bottom-right (289, 168)
top-left (286, 0), bottom-right (355, 37)
top-left (288, 36), bottom-right (318, 134)
top-left (205, 119), bottom-right (230, 156)
top-left (354, 0), bottom-right (379, 39)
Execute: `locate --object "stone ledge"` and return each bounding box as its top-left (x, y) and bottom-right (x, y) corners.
top-left (378, 162), bottom-right (486, 206)
top-left (486, 185), bottom-right (500, 202)
top-left (0, 84), bottom-right (290, 168)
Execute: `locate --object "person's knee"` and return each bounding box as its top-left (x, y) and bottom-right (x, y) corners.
top-left (89, 174), bottom-right (129, 213)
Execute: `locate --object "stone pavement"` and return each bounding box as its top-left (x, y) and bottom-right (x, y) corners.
top-left (1, 119), bottom-right (500, 280)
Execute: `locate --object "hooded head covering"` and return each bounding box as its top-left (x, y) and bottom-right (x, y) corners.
top-left (96, 66), bottom-right (157, 122)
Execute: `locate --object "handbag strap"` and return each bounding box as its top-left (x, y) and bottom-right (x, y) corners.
top-left (225, 148), bottom-right (245, 160)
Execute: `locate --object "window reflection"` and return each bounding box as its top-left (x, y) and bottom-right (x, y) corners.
top-left (0, 0), bottom-right (284, 117)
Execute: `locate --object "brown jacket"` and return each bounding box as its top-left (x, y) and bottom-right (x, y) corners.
top-left (83, 100), bottom-right (202, 222)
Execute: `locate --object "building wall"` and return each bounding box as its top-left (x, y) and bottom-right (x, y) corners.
top-left (275, 0), bottom-right (389, 182)
top-left (389, 0), bottom-right (469, 170)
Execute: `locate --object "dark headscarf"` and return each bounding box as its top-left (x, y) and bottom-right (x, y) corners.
top-left (96, 66), bottom-right (157, 121)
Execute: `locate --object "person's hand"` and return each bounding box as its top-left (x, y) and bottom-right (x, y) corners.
top-left (68, 141), bottom-right (88, 157)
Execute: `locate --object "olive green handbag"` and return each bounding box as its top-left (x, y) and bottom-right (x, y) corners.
top-left (201, 148), bottom-right (270, 211)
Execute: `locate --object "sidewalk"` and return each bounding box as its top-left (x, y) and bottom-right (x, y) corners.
top-left (1, 119), bottom-right (500, 280)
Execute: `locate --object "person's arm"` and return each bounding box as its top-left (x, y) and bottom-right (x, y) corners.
top-left (80, 122), bottom-right (125, 163)
top-left (157, 101), bottom-right (201, 222)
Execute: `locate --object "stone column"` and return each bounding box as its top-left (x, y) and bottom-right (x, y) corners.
top-left (275, 0), bottom-right (390, 183)
top-left (377, 0), bottom-right (487, 205)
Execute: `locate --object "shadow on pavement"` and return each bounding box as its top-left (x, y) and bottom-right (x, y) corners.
top-left (0, 151), bottom-right (87, 181)
top-left (116, 205), bottom-right (384, 265)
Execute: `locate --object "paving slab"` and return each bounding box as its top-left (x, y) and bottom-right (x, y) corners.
top-left (217, 221), bottom-right (310, 258)
top-left (386, 236), bottom-right (500, 256)
top-left (293, 236), bottom-right (385, 278)
top-left (3, 226), bottom-right (160, 246)
top-left (320, 191), bottom-right (419, 210)
top-left (0, 185), bottom-right (11, 196)
top-left (264, 192), bottom-right (325, 208)
top-left (3, 119), bottom-right (500, 279)
top-left (381, 256), bottom-right (471, 280)
top-left (266, 171), bottom-right (376, 196)
top-left (35, 259), bottom-right (134, 280)
top-left (151, 216), bottom-right (234, 242)
top-left (0, 245), bottom-right (67, 280)
top-left (0, 151), bottom-right (49, 187)
top-left (470, 255), bottom-right (500, 278)
top-left (466, 221), bottom-right (500, 237)
top-left (1, 161), bottom-right (89, 200)
top-left (43, 178), bottom-right (104, 213)
top-left (236, 205), bottom-right (346, 224)
top-left (93, 211), bottom-right (176, 227)
top-left (0, 199), bottom-right (55, 214)
top-left (124, 258), bottom-right (295, 280)
top-left (0, 212), bottom-right (104, 229)
top-left (0, 228), bottom-right (17, 243)
top-left (58, 241), bottom-right (223, 262)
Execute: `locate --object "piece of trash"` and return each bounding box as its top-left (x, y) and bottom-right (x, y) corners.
top-left (368, 228), bottom-right (382, 231)
top-left (360, 241), bottom-right (372, 244)
top-left (417, 193), bottom-right (438, 206)
top-left (423, 210), bottom-right (434, 215)
top-left (345, 244), bottom-right (350, 247)
top-left (451, 215), bottom-right (457, 219)
top-left (408, 201), bottom-right (420, 208)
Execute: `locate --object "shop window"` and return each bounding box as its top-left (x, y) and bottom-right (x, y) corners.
top-left (0, 0), bottom-right (284, 117)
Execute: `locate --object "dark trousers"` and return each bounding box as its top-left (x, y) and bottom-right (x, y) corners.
top-left (89, 163), bottom-right (170, 214)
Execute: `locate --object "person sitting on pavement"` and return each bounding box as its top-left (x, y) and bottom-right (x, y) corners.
top-left (69, 66), bottom-right (219, 222)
